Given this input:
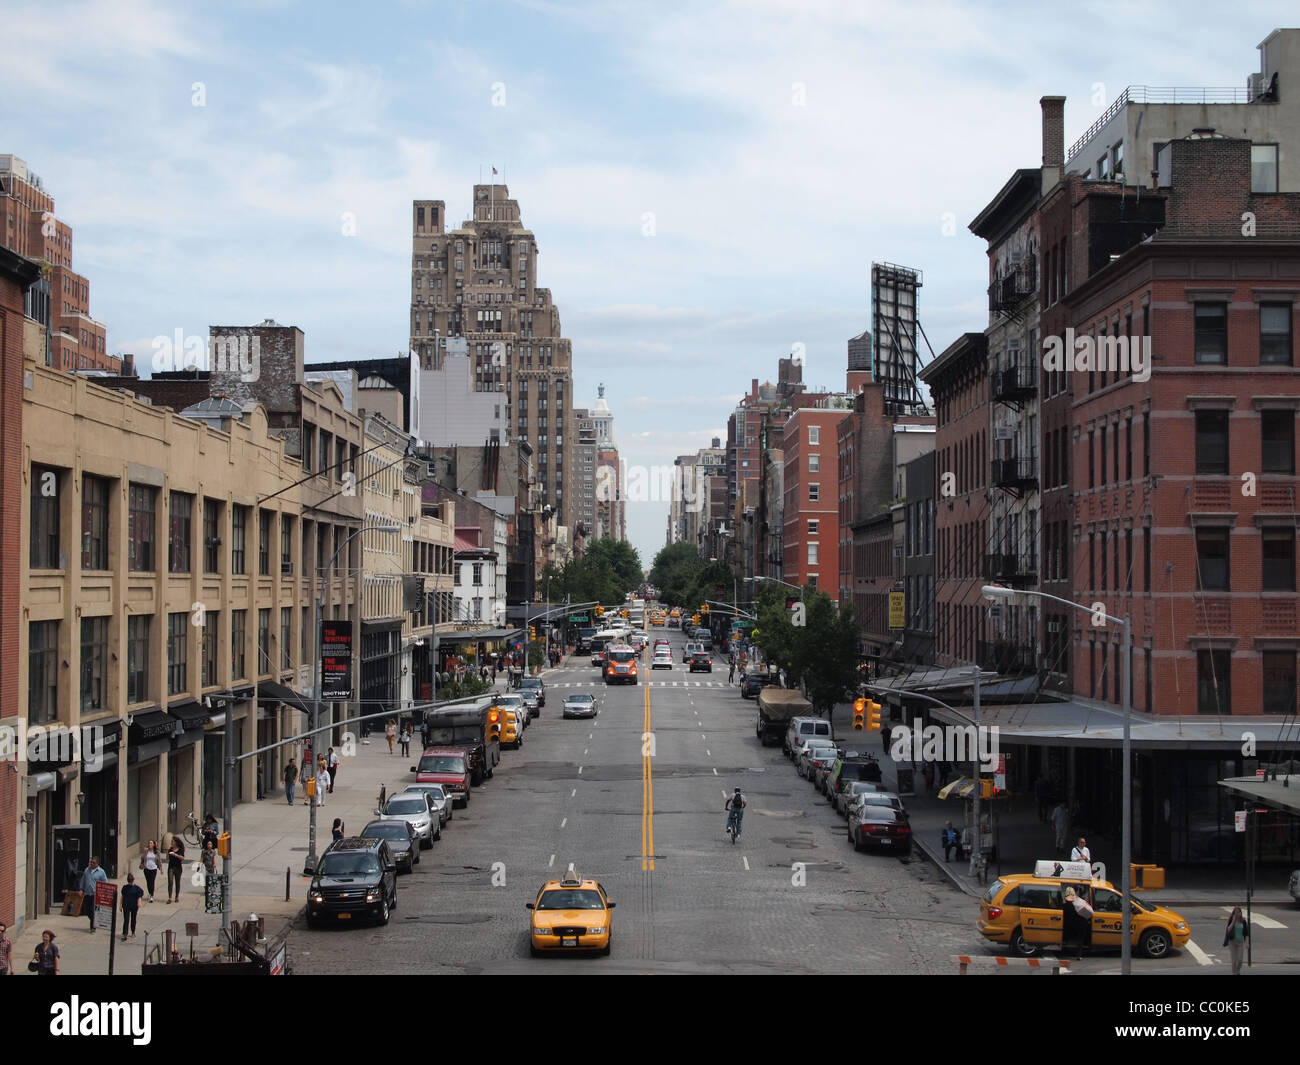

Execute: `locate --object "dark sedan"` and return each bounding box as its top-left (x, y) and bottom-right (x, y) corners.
top-left (740, 672), bottom-right (776, 699)
top-left (360, 819), bottom-right (420, 872)
top-left (520, 676), bottom-right (546, 707)
top-left (847, 803), bottom-right (912, 856)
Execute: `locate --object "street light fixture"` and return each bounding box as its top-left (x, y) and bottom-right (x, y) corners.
top-left (982, 583), bottom-right (1133, 976)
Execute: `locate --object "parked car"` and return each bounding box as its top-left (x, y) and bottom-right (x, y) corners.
top-left (563, 692), bottom-right (599, 719)
top-left (834, 779), bottom-right (884, 817)
top-left (688, 651), bottom-right (712, 673)
top-left (306, 838), bottom-right (398, 927)
top-left (519, 676), bottom-right (546, 708)
top-left (500, 708), bottom-right (524, 748)
top-left (375, 792), bottom-right (439, 846)
top-left (796, 739), bottom-right (839, 779)
top-left (412, 746), bottom-right (472, 807)
top-left (521, 687), bottom-right (542, 717)
top-left (495, 692), bottom-right (528, 729)
top-left (784, 716), bottom-right (834, 757)
top-left (652, 648), bottom-right (673, 669)
top-left (398, 782), bottom-right (452, 826)
top-left (740, 672), bottom-right (776, 699)
top-left (847, 803), bottom-right (912, 856)
top-left (825, 755), bottom-right (883, 801)
top-left (807, 746), bottom-right (841, 788)
top-left (358, 819), bottom-right (420, 872)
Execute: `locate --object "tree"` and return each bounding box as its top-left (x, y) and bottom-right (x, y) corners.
top-left (685, 559), bottom-right (734, 617)
top-left (649, 542), bottom-right (707, 607)
top-left (753, 582), bottom-right (858, 716)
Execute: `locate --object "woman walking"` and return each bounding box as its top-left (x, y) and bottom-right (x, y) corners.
top-left (1224, 906), bottom-right (1250, 975)
top-left (33, 930), bottom-right (60, 975)
top-left (332, 818), bottom-right (345, 843)
top-left (316, 760), bottom-right (330, 807)
top-left (166, 834), bottom-right (185, 903)
top-left (140, 840), bottom-right (160, 902)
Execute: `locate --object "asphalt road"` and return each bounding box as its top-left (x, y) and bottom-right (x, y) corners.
top-left (290, 629), bottom-right (977, 974)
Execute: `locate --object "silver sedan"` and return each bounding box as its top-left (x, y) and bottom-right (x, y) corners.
top-left (562, 693), bottom-right (599, 719)
top-left (398, 783), bottom-right (452, 827)
top-left (375, 793), bottom-right (438, 847)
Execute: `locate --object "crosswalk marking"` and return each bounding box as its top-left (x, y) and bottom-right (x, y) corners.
top-left (1220, 906), bottom-right (1287, 929)
top-left (1184, 939), bottom-right (1216, 966)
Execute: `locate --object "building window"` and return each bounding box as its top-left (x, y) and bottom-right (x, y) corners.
top-left (28, 620), bottom-right (59, 724)
top-left (1262, 528), bottom-right (1295, 591)
top-left (808, 519), bottom-right (819, 536)
top-left (1251, 144), bottom-right (1279, 194)
top-left (127, 615), bottom-right (151, 704)
top-left (1260, 303), bottom-right (1293, 365)
top-left (167, 612), bottom-right (188, 696)
top-left (30, 464), bottom-right (61, 569)
top-left (203, 498), bottom-right (222, 574)
top-left (259, 509), bottom-right (272, 576)
top-left (1195, 411), bottom-right (1229, 475)
top-left (1195, 528), bottom-right (1229, 590)
top-left (127, 485), bottom-right (157, 572)
top-left (1262, 651), bottom-right (1296, 714)
top-left (258, 609), bottom-right (271, 677)
top-left (1261, 410), bottom-right (1296, 474)
top-left (231, 610), bottom-right (247, 681)
top-left (281, 515), bottom-right (294, 574)
top-left (808, 542), bottom-right (819, 566)
top-left (281, 607), bottom-right (293, 671)
top-left (1144, 527), bottom-right (1152, 593)
top-left (168, 492), bottom-right (193, 573)
top-left (74, 614), bottom-right (109, 714)
top-left (808, 425), bottom-right (820, 445)
top-left (808, 483), bottom-right (820, 502)
top-left (1196, 649), bottom-right (1231, 715)
top-left (203, 612), bottom-right (218, 688)
top-left (808, 454), bottom-right (820, 473)
top-left (1194, 303), bottom-right (1227, 364)
top-left (231, 505), bottom-right (248, 574)
top-left (82, 475), bottom-right (110, 570)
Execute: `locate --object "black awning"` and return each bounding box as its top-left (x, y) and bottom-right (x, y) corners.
top-left (258, 681), bottom-right (311, 714)
top-left (167, 701), bottom-right (211, 731)
top-left (128, 708), bottom-right (178, 745)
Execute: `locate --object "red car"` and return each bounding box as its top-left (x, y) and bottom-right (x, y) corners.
top-left (412, 746), bottom-right (472, 808)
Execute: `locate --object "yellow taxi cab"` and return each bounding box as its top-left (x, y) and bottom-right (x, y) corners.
top-left (526, 865), bottom-right (615, 956)
top-left (978, 860), bottom-right (1190, 959)
top-left (499, 708), bottom-right (523, 750)
top-left (650, 612), bottom-right (665, 626)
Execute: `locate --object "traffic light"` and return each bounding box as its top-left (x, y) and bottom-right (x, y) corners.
top-left (595, 606), bottom-right (605, 616)
top-left (217, 832), bottom-right (231, 859)
top-left (487, 707), bottom-right (501, 743)
top-left (979, 778), bottom-right (995, 800)
top-left (853, 698), bottom-right (866, 731)
top-left (701, 603), bottom-right (710, 614)
top-left (529, 626), bottom-right (536, 641)
top-left (866, 700), bottom-right (882, 731)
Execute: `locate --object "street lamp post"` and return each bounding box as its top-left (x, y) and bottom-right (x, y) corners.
top-left (304, 522), bottom-right (401, 875)
top-left (983, 583), bottom-right (1133, 976)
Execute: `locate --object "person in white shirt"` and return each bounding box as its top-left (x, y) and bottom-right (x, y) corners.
top-left (1071, 837), bottom-right (1091, 864)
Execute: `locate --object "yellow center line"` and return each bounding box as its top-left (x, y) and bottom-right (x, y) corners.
top-left (642, 681), bottom-right (655, 871)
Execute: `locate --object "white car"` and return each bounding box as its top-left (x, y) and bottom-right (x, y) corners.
top-left (563, 692), bottom-right (599, 719)
top-left (398, 783), bottom-right (452, 827)
top-left (652, 648), bottom-right (673, 669)
top-left (375, 793), bottom-right (439, 846)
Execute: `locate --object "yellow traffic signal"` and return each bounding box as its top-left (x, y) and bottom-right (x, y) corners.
top-left (529, 626), bottom-right (537, 641)
top-left (217, 832), bottom-right (231, 859)
top-left (866, 700), bottom-right (882, 731)
top-left (595, 606), bottom-right (605, 616)
top-left (487, 707), bottom-right (501, 742)
top-left (701, 603), bottom-right (710, 614)
top-left (979, 778), bottom-right (997, 799)
top-left (853, 698), bottom-right (866, 731)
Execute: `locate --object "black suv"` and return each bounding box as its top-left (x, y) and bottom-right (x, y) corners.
top-left (688, 651), bottom-right (713, 673)
top-left (307, 838), bottom-right (398, 927)
top-left (519, 676), bottom-right (546, 707)
top-left (741, 672), bottom-right (777, 699)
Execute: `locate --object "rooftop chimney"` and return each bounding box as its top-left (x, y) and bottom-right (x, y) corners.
top-left (1041, 95), bottom-right (1066, 194)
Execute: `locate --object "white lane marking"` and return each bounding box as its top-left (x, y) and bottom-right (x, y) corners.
top-left (742, 856), bottom-right (750, 871)
top-left (589, 733), bottom-right (593, 739)
top-left (712, 767), bottom-right (718, 775)
top-left (1184, 939), bottom-right (1215, 966)
top-left (560, 818), bottom-right (567, 829)
top-left (570, 788), bottom-right (576, 797)
top-left (706, 750), bottom-right (711, 757)
top-left (701, 734), bottom-right (706, 740)
top-left (1220, 907), bottom-right (1287, 929)
top-left (578, 766), bottom-right (584, 774)
top-left (548, 854), bottom-right (555, 867)
top-left (584, 748), bottom-right (589, 756)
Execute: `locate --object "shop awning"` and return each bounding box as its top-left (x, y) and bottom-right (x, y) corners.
top-left (1219, 773), bottom-right (1300, 817)
top-left (937, 777), bottom-right (978, 799)
top-left (128, 708), bottom-right (178, 764)
top-left (258, 681), bottom-right (311, 714)
top-left (168, 701), bottom-right (210, 730)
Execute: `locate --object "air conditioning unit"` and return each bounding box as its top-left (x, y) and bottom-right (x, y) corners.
top-left (1046, 620), bottom-right (1061, 633)
top-left (370, 479), bottom-right (380, 492)
top-left (1248, 71), bottom-right (1267, 101)
top-left (994, 426), bottom-right (1015, 441)
top-left (1007, 338), bottom-right (1022, 353)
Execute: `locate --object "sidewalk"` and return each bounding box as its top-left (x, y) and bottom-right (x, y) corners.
top-left (821, 700), bottom-right (1292, 909)
top-left (11, 722), bottom-right (428, 975)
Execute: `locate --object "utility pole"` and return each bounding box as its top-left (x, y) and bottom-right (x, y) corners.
top-left (304, 587), bottom-right (323, 875)
top-left (221, 700), bottom-right (233, 937)
top-left (970, 667), bottom-right (984, 884)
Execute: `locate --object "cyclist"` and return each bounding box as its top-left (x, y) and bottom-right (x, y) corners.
top-left (724, 788), bottom-right (747, 839)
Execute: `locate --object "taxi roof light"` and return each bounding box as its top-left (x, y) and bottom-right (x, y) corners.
top-left (561, 862), bottom-right (582, 886)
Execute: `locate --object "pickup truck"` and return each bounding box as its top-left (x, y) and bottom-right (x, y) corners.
top-left (755, 687), bottom-right (812, 747)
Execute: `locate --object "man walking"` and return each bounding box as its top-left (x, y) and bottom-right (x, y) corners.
top-left (80, 856), bottom-right (108, 931)
top-left (120, 873), bottom-right (144, 940)
top-left (1071, 837), bottom-right (1092, 865)
top-left (283, 758), bottom-right (299, 805)
top-left (1051, 801), bottom-right (1069, 853)
top-left (327, 747), bottom-right (339, 792)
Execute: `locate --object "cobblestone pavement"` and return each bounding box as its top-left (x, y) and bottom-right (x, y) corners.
top-left (291, 651), bottom-right (982, 975)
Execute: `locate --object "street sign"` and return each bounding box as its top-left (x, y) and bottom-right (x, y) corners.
top-left (888, 591), bottom-right (905, 630)
top-left (1235, 810), bottom-right (1247, 833)
top-left (320, 619), bottom-right (354, 701)
top-left (94, 881), bottom-right (116, 930)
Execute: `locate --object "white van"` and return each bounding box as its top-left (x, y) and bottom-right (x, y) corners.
top-left (784, 716), bottom-right (834, 757)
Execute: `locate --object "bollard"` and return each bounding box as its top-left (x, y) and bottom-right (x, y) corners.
top-left (285, 865), bottom-right (291, 901)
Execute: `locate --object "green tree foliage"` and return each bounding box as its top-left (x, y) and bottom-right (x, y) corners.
top-left (754, 582), bottom-right (859, 717)
top-left (648, 542), bottom-right (706, 607)
top-left (685, 559), bottom-right (734, 615)
top-left (539, 539), bottom-right (642, 607)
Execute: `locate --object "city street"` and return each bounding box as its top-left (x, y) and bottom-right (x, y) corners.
top-left (291, 631), bottom-right (977, 974)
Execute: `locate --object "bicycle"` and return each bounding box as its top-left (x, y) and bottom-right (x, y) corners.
top-left (726, 809), bottom-right (741, 844)
top-left (181, 812), bottom-right (204, 849)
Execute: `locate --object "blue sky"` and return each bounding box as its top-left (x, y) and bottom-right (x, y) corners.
top-left (5, 0), bottom-right (1289, 565)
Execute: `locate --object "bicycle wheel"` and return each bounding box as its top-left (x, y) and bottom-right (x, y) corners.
top-left (182, 825), bottom-right (201, 849)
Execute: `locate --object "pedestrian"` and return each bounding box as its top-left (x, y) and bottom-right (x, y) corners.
top-left (120, 873), bottom-right (144, 940)
top-left (166, 835), bottom-right (185, 902)
top-left (922, 761), bottom-right (935, 793)
top-left (1070, 837), bottom-right (1091, 866)
top-left (941, 821), bottom-right (961, 862)
top-left (1223, 906), bottom-right (1250, 975)
top-left (0, 920), bottom-right (11, 975)
top-left (327, 747), bottom-right (339, 792)
top-left (385, 719), bottom-right (397, 755)
top-left (316, 762), bottom-right (330, 806)
top-left (140, 840), bottom-right (160, 902)
top-left (201, 839), bottom-right (217, 878)
top-left (32, 930), bottom-right (59, 975)
top-left (1063, 886), bottom-right (1093, 960)
top-left (400, 726), bottom-right (411, 757)
top-left (80, 855), bottom-right (107, 931)
top-left (881, 724), bottom-right (891, 754)
top-left (283, 758), bottom-right (298, 805)
top-left (201, 813), bottom-right (219, 851)
top-left (1051, 801), bottom-right (1069, 852)
top-left (332, 817), bottom-right (345, 843)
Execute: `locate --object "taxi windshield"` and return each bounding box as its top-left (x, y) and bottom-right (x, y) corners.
top-left (538, 889), bottom-right (605, 910)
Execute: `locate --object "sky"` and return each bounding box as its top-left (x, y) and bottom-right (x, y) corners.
top-left (5, 0), bottom-right (1289, 567)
